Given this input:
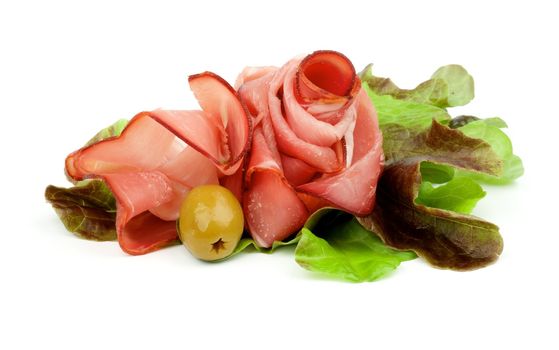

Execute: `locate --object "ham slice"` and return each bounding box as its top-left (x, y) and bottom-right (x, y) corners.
top-left (243, 128), bottom-right (309, 246)
top-left (238, 50), bottom-right (383, 247)
top-left (65, 73), bottom-right (250, 255)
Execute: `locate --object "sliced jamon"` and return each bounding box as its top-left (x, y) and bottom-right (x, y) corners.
top-left (282, 63), bottom-right (357, 147)
top-left (237, 50), bottom-right (383, 246)
top-left (65, 115), bottom-right (183, 179)
top-left (102, 171), bottom-right (178, 255)
top-left (267, 60), bottom-right (342, 173)
top-left (280, 154), bottom-right (317, 187)
top-left (297, 90), bottom-right (383, 215)
top-left (295, 50), bottom-right (356, 103)
top-left (296, 51), bottom-right (362, 126)
top-left (234, 66), bottom-right (278, 89)
top-left (237, 69), bottom-right (276, 128)
top-left (243, 128), bottom-right (308, 247)
top-left (187, 72), bottom-right (251, 175)
top-left (65, 72), bottom-right (250, 255)
top-left (118, 212), bottom-right (178, 255)
top-left (244, 171), bottom-right (308, 247)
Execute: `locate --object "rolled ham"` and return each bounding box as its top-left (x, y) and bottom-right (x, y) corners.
top-left (238, 50), bottom-right (383, 247)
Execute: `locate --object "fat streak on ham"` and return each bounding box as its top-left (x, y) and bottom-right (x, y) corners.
top-left (64, 50), bottom-right (383, 254)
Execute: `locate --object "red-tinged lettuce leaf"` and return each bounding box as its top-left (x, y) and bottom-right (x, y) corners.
top-left (382, 120), bottom-right (503, 175)
top-left (359, 164), bottom-right (502, 270)
top-left (47, 119), bottom-right (128, 240)
top-left (358, 121), bottom-right (504, 270)
top-left (45, 180), bottom-right (117, 241)
top-left (453, 117), bottom-right (524, 184)
top-left (360, 63), bottom-right (474, 109)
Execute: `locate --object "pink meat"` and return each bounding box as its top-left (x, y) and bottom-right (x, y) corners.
top-left (239, 50), bottom-right (383, 247)
top-left (65, 72), bottom-right (250, 255)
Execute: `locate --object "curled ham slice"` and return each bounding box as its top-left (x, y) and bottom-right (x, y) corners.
top-left (65, 73), bottom-right (250, 255)
top-left (239, 50), bottom-right (383, 247)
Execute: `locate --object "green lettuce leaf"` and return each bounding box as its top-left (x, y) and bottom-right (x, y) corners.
top-left (420, 161), bottom-right (455, 183)
top-left (45, 180), bottom-right (117, 241)
top-left (416, 177), bottom-right (486, 215)
top-left (430, 65), bottom-right (475, 107)
top-left (359, 121), bottom-right (504, 270)
top-left (360, 64), bottom-right (474, 131)
top-left (363, 84), bottom-right (450, 130)
top-left (226, 235), bottom-right (301, 259)
top-left (85, 119), bottom-right (128, 146)
top-left (225, 208), bottom-right (417, 282)
top-left (294, 211), bottom-right (416, 282)
top-left (455, 118), bottom-right (524, 184)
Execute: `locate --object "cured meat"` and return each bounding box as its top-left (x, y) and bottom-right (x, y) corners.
top-left (239, 50), bottom-right (383, 247)
top-left (63, 50), bottom-right (383, 254)
top-left (65, 73), bottom-right (250, 255)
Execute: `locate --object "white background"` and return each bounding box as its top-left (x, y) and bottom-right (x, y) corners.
top-left (1, 1), bottom-right (557, 349)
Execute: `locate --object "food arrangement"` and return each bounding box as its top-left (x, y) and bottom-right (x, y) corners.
top-left (45, 50), bottom-right (523, 282)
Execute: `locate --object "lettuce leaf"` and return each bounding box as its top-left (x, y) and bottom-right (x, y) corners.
top-left (360, 63), bottom-right (474, 108)
top-left (361, 62), bottom-right (523, 185)
top-left (360, 163), bottom-right (502, 270)
top-left (430, 65), bottom-right (475, 107)
top-left (327, 64), bottom-right (519, 273)
top-left (358, 121), bottom-right (504, 270)
top-left (382, 120), bottom-right (503, 175)
top-left (360, 63), bottom-right (474, 131)
top-left (45, 180), bottom-right (117, 241)
top-left (362, 84), bottom-right (450, 130)
top-left (420, 161), bottom-right (455, 183)
top-left (227, 208), bottom-right (416, 282)
top-left (46, 119), bottom-right (128, 240)
top-left (416, 177), bottom-right (486, 215)
top-left (295, 215), bottom-right (416, 282)
top-left (455, 118), bottom-right (524, 184)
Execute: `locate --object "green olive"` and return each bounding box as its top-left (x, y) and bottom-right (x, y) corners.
top-left (178, 185), bottom-right (244, 261)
